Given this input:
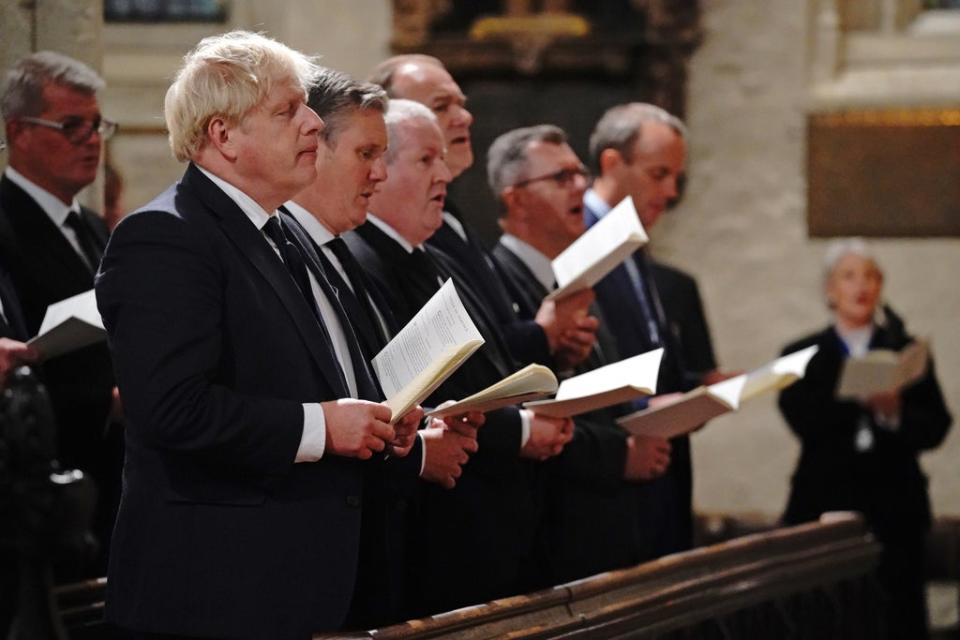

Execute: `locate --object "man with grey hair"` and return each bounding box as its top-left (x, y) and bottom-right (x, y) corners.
top-left (0, 50), bottom-right (121, 576)
top-left (486, 123), bottom-right (675, 579)
top-left (585, 102), bottom-right (724, 557)
top-left (95, 33), bottom-right (422, 638)
top-left (346, 98), bottom-right (573, 615)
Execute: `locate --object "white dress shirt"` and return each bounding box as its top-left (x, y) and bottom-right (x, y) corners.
top-left (199, 167), bottom-right (359, 462)
top-left (5, 166), bottom-right (92, 269)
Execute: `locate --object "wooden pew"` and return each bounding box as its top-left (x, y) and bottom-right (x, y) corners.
top-left (56, 512), bottom-right (915, 638)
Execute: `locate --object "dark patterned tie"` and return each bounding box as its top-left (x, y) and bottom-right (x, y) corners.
top-left (263, 216), bottom-right (322, 322)
top-left (324, 237), bottom-right (388, 352)
top-left (64, 210), bottom-right (104, 273)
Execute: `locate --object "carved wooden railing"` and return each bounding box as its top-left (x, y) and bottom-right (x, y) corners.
top-left (315, 513), bottom-right (883, 639)
top-left (58, 512), bottom-right (960, 639)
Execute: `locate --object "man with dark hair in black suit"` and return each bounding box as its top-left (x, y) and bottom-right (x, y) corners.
top-left (0, 50), bottom-right (120, 574)
top-left (584, 103), bottom-right (729, 556)
top-left (280, 67), bottom-right (481, 627)
top-left (95, 32), bottom-right (423, 639)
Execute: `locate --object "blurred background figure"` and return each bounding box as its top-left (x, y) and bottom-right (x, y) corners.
top-left (103, 157), bottom-right (125, 231)
top-left (778, 238), bottom-right (952, 640)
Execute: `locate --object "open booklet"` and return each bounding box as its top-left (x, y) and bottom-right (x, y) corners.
top-left (836, 338), bottom-right (929, 399)
top-left (27, 289), bottom-right (106, 361)
top-left (523, 348), bottom-right (663, 418)
top-left (426, 363), bottom-right (558, 418)
top-left (616, 345), bottom-right (820, 439)
top-left (372, 279), bottom-right (485, 423)
top-left (546, 196), bottom-right (648, 301)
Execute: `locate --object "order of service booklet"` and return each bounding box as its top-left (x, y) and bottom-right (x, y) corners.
top-left (27, 289), bottom-right (106, 361)
top-left (546, 196), bottom-right (648, 301)
top-left (426, 363), bottom-right (559, 418)
top-left (836, 339), bottom-right (929, 399)
top-left (372, 279), bottom-right (484, 423)
top-left (523, 348), bottom-right (663, 418)
top-left (616, 345), bottom-right (819, 439)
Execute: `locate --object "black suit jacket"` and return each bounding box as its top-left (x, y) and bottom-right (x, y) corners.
top-left (427, 214), bottom-right (552, 367)
top-left (281, 211), bottom-right (421, 628)
top-left (0, 263), bottom-right (27, 341)
top-left (96, 164), bottom-right (370, 639)
top-left (779, 324), bottom-right (952, 540)
top-left (0, 174), bottom-right (118, 573)
top-left (491, 241), bottom-right (647, 583)
top-left (345, 220), bottom-right (538, 615)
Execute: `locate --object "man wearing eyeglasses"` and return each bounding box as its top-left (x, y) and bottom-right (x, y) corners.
top-left (0, 51), bottom-right (120, 577)
top-left (486, 124), bottom-right (673, 581)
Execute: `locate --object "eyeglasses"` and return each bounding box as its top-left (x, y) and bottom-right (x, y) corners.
top-left (19, 115), bottom-right (118, 144)
top-left (513, 165), bottom-right (590, 189)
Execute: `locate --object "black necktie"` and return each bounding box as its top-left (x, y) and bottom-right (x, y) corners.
top-left (64, 210), bottom-right (104, 272)
top-left (322, 238), bottom-right (388, 355)
top-left (263, 216), bottom-right (322, 322)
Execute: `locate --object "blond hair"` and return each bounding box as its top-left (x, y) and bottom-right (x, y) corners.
top-left (164, 31), bottom-right (321, 162)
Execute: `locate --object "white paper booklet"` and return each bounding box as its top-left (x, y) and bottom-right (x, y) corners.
top-left (27, 289), bottom-right (106, 361)
top-left (837, 339), bottom-right (929, 399)
top-left (372, 279), bottom-right (484, 423)
top-left (617, 345), bottom-right (819, 439)
top-left (426, 363), bottom-right (558, 418)
top-left (524, 348), bottom-right (663, 418)
top-left (546, 196), bottom-right (648, 301)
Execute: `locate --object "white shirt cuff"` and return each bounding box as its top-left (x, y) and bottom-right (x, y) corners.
top-left (295, 402), bottom-right (326, 462)
top-left (519, 409), bottom-right (532, 448)
top-left (418, 432), bottom-right (426, 476)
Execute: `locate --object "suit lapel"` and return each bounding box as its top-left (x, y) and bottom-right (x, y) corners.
top-left (181, 165), bottom-right (349, 397)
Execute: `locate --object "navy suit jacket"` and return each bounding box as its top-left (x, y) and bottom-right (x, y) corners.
top-left (96, 164), bottom-right (368, 639)
top-left (583, 199), bottom-right (694, 556)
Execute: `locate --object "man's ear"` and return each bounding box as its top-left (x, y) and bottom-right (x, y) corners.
top-left (5, 120), bottom-right (29, 153)
top-left (599, 147), bottom-right (624, 176)
top-left (501, 186), bottom-right (525, 220)
top-left (206, 116), bottom-right (238, 161)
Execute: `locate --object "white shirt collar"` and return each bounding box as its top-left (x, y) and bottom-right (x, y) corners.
top-left (498, 233), bottom-right (555, 292)
top-left (5, 166), bottom-right (80, 227)
top-left (584, 188), bottom-right (612, 219)
top-left (197, 165), bottom-right (275, 230)
top-left (367, 213), bottom-right (418, 254)
top-left (442, 211), bottom-right (468, 242)
top-left (284, 200), bottom-right (336, 246)
top-left (835, 323), bottom-right (875, 358)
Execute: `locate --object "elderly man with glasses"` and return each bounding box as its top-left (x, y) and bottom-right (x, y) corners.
top-left (0, 50), bottom-right (121, 578)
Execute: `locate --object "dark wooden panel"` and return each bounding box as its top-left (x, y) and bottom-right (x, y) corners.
top-left (808, 109), bottom-right (960, 237)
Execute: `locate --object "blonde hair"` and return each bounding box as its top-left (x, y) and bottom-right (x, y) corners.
top-left (164, 31), bottom-right (321, 162)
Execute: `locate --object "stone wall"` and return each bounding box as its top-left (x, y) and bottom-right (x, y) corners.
top-left (653, 0), bottom-right (960, 519)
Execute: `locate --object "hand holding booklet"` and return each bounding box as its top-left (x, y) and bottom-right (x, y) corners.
top-left (27, 289), bottom-right (106, 361)
top-left (617, 345), bottom-right (819, 439)
top-left (546, 196), bottom-right (648, 301)
top-left (372, 280), bottom-right (485, 423)
top-left (426, 363), bottom-right (558, 418)
top-left (524, 348), bottom-right (663, 418)
top-left (836, 339), bottom-right (929, 399)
